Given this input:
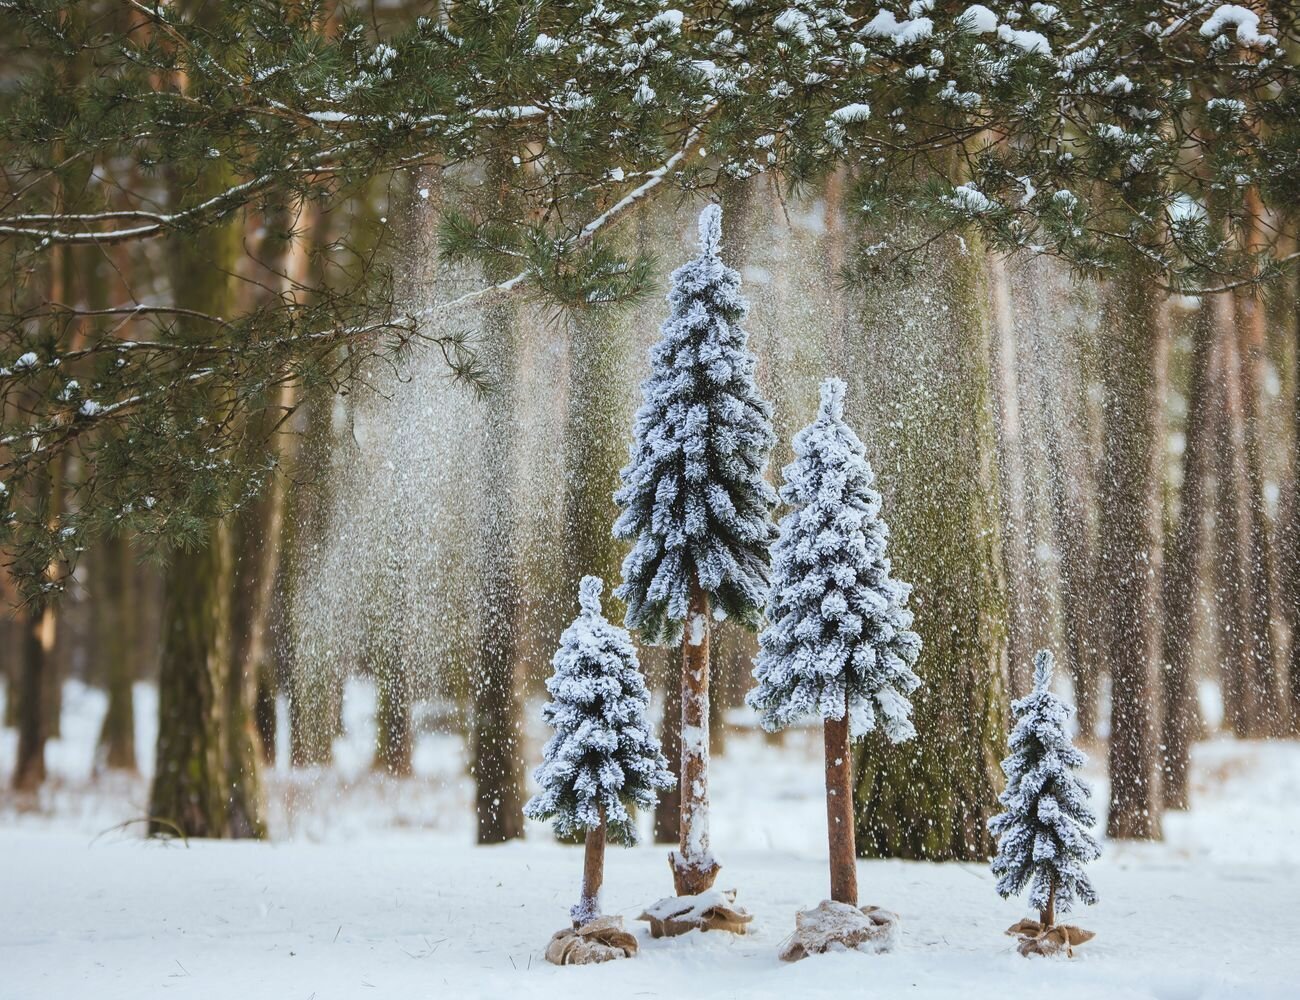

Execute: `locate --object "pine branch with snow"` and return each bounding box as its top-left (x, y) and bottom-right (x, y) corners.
top-left (613, 204), bottom-right (779, 646)
top-left (989, 650), bottom-right (1101, 929)
top-left (525, 576), bottom-right (675, 847)
top-left (747, 377), bottom-right (922, 742)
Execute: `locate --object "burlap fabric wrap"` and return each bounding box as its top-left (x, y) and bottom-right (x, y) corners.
top-left (778, 900), bottom-right (900, 962)
top-left (544, 915), bottom-right (638, 965)
top-left (1005, 918), bottom-right (1095, 957)
top-left (638, 889), bottom-right (753, 937)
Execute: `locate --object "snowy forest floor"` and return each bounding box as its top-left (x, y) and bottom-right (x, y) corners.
top-left (2, 680), bottom-right (1298, 999)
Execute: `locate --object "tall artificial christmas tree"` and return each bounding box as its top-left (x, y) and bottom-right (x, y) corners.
top-left (614, 204), bottom-right (777, 904)
top-left (748, 377), bottom-right (922, 960)
top-left (525, 576), bottom-right (674, 963)
top-left (990, 649), bottom-right (1101, 957)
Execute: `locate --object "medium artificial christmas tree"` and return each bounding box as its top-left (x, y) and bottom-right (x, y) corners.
top-left (989, 649), bottom-right (1101, 957)
top-left (614, 203), bottom-right (777, 904)
top-left (747, 377), bottom-right (922, 960)
top-left (524, 575), bottom-right (675, 963)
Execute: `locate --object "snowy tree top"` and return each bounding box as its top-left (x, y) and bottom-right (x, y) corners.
top-left (989, 650), bottom-right (1100, 919)
top-left (524, 575), bottom-right (675, 847)
top-left (747, 377), bottom-right (921, 740)
top-left (697, 202), bottom-right (722, 256)
top-left (614, 205), bottom-right (778, 645)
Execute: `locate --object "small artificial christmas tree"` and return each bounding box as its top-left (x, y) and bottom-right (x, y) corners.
top-left (614, 203), bottom-right (777, 902)
top-left (989, 649), bottom-right (1101, 957)
top-left (746, 377), bottom-right (921, 960)
top-left (525, 576), bottom-right (675, 962)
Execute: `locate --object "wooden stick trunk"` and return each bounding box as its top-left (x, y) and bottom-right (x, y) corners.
top-left (576, 811), bottom-right (607, 927)
top-left (671, 579), bottom-right (720, 896)
top-left (824, 707), bottom-right (858, 906)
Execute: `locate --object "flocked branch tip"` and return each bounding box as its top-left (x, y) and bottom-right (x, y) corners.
top-left (698, 203), bottom-right (722, 256)
top-left (818, 376), bottom-right (846, 422)
top-left (578, 574), bottom-right (604, 616)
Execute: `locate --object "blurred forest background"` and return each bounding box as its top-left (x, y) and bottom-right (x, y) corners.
top-left (2, 1), bottom-right (1298, 858)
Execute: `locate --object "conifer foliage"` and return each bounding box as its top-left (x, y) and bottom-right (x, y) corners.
top-left (614, 203), bottom-right (776, 898)
top-left (990, 650), bottom-right (1100, 945)
top-left (748, 377), bottom-right (920, 908)
top-left (525, 575), bottom-right (674, 925)
top-left (748, 377), bottom-right (922, 742)
top-left (614, 204), bottom-right (778, 644)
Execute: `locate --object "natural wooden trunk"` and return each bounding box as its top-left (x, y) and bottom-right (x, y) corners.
top-left (1160, 305), bottom-right (1215, 811)
top-left (1233, 263), bottom-right (1284, 736)
top-left (672, 579), bottom-right (720, 895)
top-left (472, 292), bottom-right (525, 844)
top-left (12, 603), bottom-right (54, 791)
top-left (824, 707), bottom-right (858, 906)
top-left (374, 661), bottom-right (414, 778)
top-left (95, 533), bottom-right (137, 772)
top-left (149, 527), bottom-right (234, 837)
top-left (989, 253), bottom-right (1043, 698)
top-left (576, 812), bottom-right (607, 927)
top-left (1100, 277), bottom-right (1164, 841)
top-left (653, 646), bottom-right (683, 845)
top-left (852, 233), bottom-right (1008, 861)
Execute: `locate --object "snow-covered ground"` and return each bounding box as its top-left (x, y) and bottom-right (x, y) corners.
top-left (2, 680), bottom-right (1298, 999)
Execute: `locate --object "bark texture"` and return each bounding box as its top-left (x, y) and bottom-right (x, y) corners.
top-left (672, 579), bottom-right (720, 895)
top-left (852, 233), bottom-right (1008, 861)
top-left (577, 814), bottom-right (608, 927)
top-left (471, 295), bottom-right (525, 844)
top-left (95, 533), bottom-right (137, 772)
top-left (824, 708), bottom-right (858, 906)
top-left (1160, 306), bottom-right (1214, 811)
top-left (1100, 277), bottom-right (1164, 841)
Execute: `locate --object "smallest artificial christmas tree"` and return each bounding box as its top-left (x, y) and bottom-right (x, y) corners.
top-left (989, 649), bottom-right (1101, 957)
top-left (525, 576), bottom-right (675, 964)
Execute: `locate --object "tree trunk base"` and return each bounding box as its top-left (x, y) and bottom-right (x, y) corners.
top-left (779, 901), bottom-right (900, 962)
top-left (669, 851), bottom-right (720, 897)
top-left (1006, 918), bottom-right (1095, 958)
top-left (640, 888), bottom-right (752, 938)
top-left (545, 915), bottom-right (637, 965)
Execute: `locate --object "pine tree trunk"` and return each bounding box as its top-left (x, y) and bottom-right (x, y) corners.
top-left (824, 704), bottom-right (858, 906)
top-left (576, 811), bottom-right (607, 927)
top-left (149, 526), bottom-right (234, 837)
top-left (472, 294), bottom-right (525, 844)
top-left (1289, 260), bottom-right (1300, 736)
top-left (12, 603), bottom-right (54, 792)
top-left (1234, 276), bottom-right (1283, 737)
top-left (1041, 877), bottom-right (1057, 930)
top-left (1101, 276), bottom-right (1165, 841)
top-left (672, 578), bottom-right (720, 895)
top-left (653, 646), bottom-right (683, 844)
top-left (95, 533), bottom-right (137, 772)
top-left (852, 231), bottom-right (1008, 861)
top-left (374, 658), bottom-right (414, 778)
top-left (1214, 292), bottom-right (1261, 737)
top-left (990, 253), bottom-right (1040, 698)
top-left (1160, 305), bottom-right (1214, 811)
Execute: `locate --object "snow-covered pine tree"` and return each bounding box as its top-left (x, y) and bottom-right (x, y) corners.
top-left (748, 377), bottom-right (921, 907)
top-left (524, 575), bottom-right (675, 927)
top-left (989, 649), bottom-right (1100, 954)
top-left (614, 203), bottom-right (778, 897)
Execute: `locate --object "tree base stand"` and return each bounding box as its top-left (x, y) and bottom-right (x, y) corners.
top-left (1005, 918), bottom-right (1095, 958)
top-left (669, 849), bottom-right (721, 897)
top-left (779, 901), bottom-right (900, 962)
top-left (639, 889), bottom-right (753, 938)
top-left (544, 915), bottom-right (638, 965)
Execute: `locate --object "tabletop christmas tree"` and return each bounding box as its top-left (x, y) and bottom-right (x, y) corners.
top-left (990, 649), bottom-right (1101, 957)
top-left (525, 576), bottom-right (675, 964)
top-left (614, 203), bottom-right (777, 914)
top-left (747, 377), bottom-right (922, 960)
